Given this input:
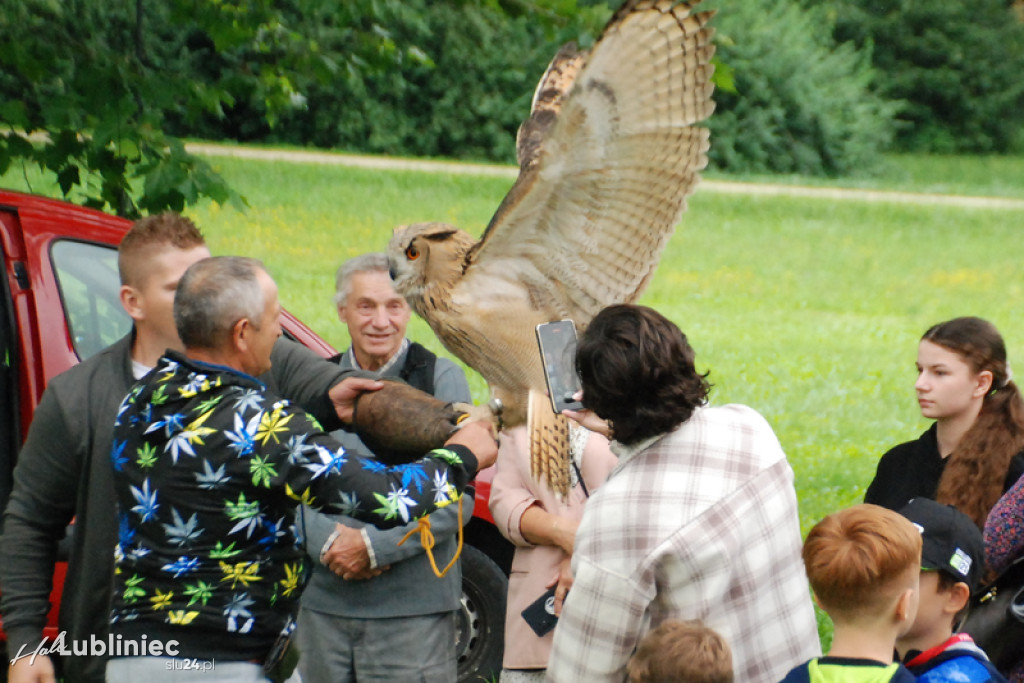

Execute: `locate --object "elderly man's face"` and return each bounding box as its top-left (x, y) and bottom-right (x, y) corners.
top-left (338, 270), bottom-right (411, 371)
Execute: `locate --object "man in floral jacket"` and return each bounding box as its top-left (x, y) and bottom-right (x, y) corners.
top-left (106, 256), bottom-right (497, 682)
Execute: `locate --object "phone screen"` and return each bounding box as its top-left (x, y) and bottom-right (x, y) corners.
top-left (536, 320), bottom-right (585, 414)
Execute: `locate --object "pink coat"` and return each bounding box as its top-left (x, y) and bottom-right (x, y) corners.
top-left (488, 426), bottom-right (618, 669)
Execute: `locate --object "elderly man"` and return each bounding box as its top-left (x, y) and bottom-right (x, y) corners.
top-left (295, 253), bottom-right (474, 682)
top-left (105, 256), bottom-right (496, 682)
top-left (547, 304), bottom-right (820, 683)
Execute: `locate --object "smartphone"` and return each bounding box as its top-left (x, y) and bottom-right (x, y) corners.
top-left (536, 319), bottom-right (585, 414)
top-left (521, 585), bottom-right (559, 637)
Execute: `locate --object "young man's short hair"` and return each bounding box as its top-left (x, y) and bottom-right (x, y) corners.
top-left (627, 619), bottom-right (733, 683)
top-left (118, 212), bottom-right (205, 287)
top-left (802, 504), bottom-right (922, 620)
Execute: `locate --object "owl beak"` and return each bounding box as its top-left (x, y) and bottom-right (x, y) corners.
top-left (387, 255), bottom-right (400, 281)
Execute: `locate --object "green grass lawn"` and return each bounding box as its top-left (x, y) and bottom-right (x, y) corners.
top-left (709, 153), bottom-right (1024, 199)
top-left (5, 149), bottom-right (1023, 649)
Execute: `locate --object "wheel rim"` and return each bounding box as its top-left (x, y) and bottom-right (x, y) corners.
top-left (456, 590), bottom-right (482, 665)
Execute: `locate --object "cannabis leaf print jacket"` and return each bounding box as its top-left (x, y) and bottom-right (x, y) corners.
top-left (108, 351), bottom-right (477, 663)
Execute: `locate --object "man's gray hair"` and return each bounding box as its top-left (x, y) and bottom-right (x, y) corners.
top-left (175, 256), bottom-right (268, 349)
top-left (334, 252), bottom-right (390, 307)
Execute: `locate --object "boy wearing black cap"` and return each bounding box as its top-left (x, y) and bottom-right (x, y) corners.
top-left (897, 498), bottom-right (1008, 682)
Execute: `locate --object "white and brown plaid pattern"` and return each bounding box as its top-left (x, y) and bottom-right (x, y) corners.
top-left (547, 404), bottom-right (820, 682)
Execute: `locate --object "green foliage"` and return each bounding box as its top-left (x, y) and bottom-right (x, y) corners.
top-left (0, 0), bottom-right (331, 215)
top-left (822, 0), bottom-right (1024, 153)
top-left (250, 1), bottom-right (610, 162)
top-left (9, 0), bottom-right (1017, 205)
top-left (200, 0), bottom-right (888, 176)
top-left (706, 0), bottom-right (899, 176)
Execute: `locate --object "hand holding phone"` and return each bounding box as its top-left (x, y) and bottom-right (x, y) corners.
top-left (521, 585), bottom-right (559, 636)
top-left (536, 320), bottom-right (585, 414)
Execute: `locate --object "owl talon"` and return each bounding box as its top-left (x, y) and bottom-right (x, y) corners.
top-left (453, 400), bottom-right (504, 434)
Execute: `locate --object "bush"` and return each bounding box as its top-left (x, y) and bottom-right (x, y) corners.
top-left (707, 0), bottom-right (899, 176)
top-left (263, 0), bottom-right (899, 176)
top-left (825, 0), bottom-right (1024, 154)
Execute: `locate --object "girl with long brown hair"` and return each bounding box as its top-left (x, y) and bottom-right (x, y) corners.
top-left (865, 316), bottom-right (1024, 529)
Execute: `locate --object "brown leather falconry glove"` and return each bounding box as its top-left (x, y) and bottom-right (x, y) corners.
top-left (350, 379), bottom-right (501, 465)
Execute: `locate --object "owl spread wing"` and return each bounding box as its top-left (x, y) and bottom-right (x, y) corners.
top-left (465, 0), bottom-right (717, 328)
top-left (451, 0), bottom-right (715, 496)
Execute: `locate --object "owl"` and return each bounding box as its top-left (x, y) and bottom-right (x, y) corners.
top-left (388, 0), bottom-right (716, 496)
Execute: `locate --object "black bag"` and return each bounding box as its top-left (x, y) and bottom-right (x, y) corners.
top-left (958, 554), bottom-right (1024, 673)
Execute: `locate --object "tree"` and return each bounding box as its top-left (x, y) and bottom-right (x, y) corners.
top-left (707, 0), bottom-right (898, 176)
top-left (189, 0), bottom-right (614, 163)
top-left (0, 0), bottom-right (397, 216)
top-left (240, 0), bottom-right (890, 177)
top-left (821, 0), bottom-right (1024, 153)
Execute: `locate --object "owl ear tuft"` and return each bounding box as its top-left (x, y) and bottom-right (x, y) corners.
top-left (423, 231), bottom-right (457, 242)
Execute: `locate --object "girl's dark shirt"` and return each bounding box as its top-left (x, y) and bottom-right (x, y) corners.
top-left (865, 423), bottom-right (1024, 511)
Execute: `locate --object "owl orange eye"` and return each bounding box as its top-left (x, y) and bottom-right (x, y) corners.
top-left (406, 246), bottom-right (420, 260)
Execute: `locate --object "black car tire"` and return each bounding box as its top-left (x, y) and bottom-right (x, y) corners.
top-left (457, 544), bottom-right (507, 682)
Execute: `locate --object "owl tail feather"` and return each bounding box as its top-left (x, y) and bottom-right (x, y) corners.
top-left (527, 389), bottom-right (572, 500)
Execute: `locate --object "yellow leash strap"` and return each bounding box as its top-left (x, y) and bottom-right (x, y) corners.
top-left (397, 494), bottom-right (464, 578)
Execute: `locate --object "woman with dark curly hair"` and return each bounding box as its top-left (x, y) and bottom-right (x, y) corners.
top-left (547, 304), bottom-right (819, 683)
top-left (571, 304), bottom-right (711, 445)
top-left (865, 316), bottom-right (1024, 529)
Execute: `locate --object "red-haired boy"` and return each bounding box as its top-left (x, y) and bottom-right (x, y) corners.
top-left (779, 504), bottom-right (921, 682)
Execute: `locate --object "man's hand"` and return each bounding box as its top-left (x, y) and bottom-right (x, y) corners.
top-left (329, 377), bottom-right (384, 424)
top-left (8, 653), bottom-right (57, 683)
top-left (321, 524), bottom-right (387, 581)
top-left (445, 420), bottom-right (498, 470)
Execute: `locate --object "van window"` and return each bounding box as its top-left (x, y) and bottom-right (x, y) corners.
top-left (51, 240), bottom-right (130, 359)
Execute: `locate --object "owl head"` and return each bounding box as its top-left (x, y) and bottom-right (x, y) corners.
top-left (387, 222), bottom-right (478, 312)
